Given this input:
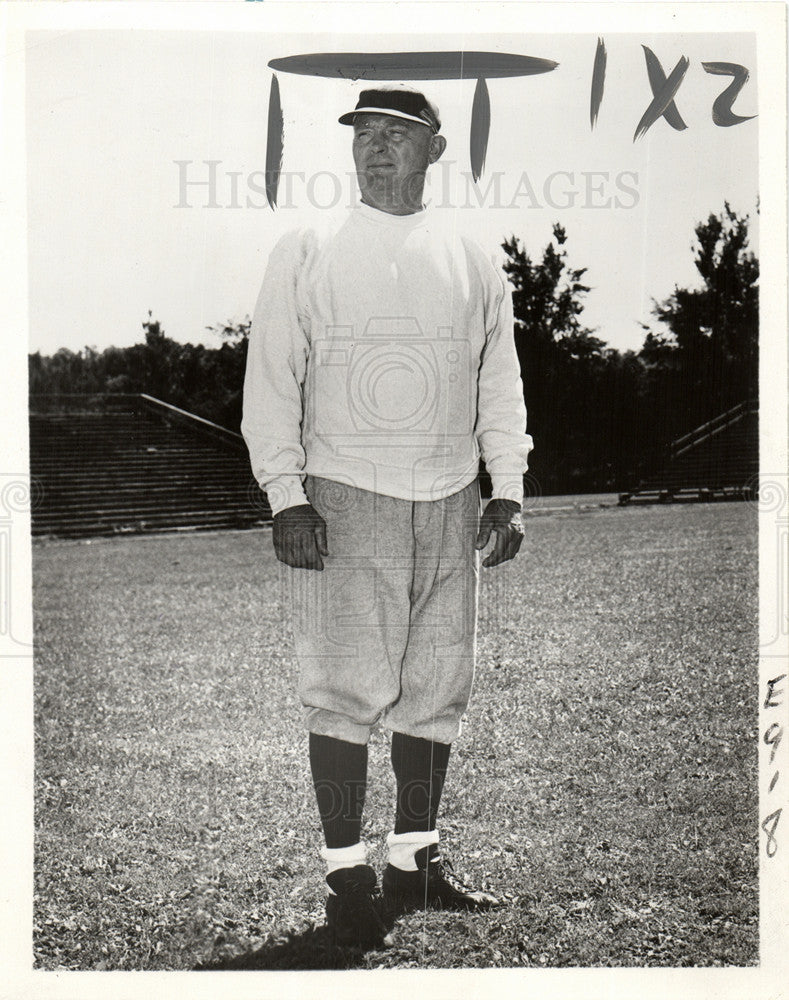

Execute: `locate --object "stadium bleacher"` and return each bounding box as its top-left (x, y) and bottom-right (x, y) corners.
top-left (28, 394), bottom-right (270, 537)
top-left (28, 394), bottom-right (759, 535)
top-left (618, 400), bottom-right (758, 505)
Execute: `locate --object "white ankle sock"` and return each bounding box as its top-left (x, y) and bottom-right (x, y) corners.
top-left (386, 829), bottom-right (440, 872)
top-left (320, 841), bottom-right (368, 890)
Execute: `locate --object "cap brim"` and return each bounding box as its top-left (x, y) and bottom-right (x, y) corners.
top-left (338, 107), bottom-right (435, 129)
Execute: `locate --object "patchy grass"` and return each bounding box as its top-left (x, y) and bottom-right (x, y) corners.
top-left (33, 501), bottom-right (758, 969)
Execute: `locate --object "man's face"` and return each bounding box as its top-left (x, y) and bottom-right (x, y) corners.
top-left (352, 113), bottom-right (440, 203)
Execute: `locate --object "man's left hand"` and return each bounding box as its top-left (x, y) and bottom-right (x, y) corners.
top-left (474, 498), bottom-right (524, 568)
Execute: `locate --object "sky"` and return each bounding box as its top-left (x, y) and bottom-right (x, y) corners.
top-left (25, 29), bottom-right (759, 357)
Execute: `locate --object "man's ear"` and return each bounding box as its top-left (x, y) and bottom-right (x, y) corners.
top-left (428, 134), bottom-right (447, 163)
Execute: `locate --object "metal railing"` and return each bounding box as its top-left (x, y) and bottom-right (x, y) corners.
top-left (138, 394), bottom-right (246, 451)
top-left (670, 399), bottom-right (757, 459)
top-left (29, 392), bottom-right (247, 451)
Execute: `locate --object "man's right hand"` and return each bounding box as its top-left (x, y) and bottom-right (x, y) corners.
top-left (272, 504), bottom-right (329, 570)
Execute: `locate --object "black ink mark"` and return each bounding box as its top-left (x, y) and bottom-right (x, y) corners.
top-left (702, 61), bottom-right (756, 126)
top-left (641, 45), bottom-right (687, 131)
top-left (265, 73), bottom-right (283, 209)
top-left (762, 808), bottom-right (781, 857)
top-left (764, 721), bottom-right (783, 764)
top-left (267, 51), bottom-right (559, 80)
top-left (633, 50), bottom-right (690, 142)
top-left (769, 771), bottom-right (779, 793)
top-left (266, 50), bottom-right (558, 186)
top-left (764, 675), bottom-right (786, 709)
top-left (470, 77), bottom-right (490, 184)
top-left (590, 37), bottom-right (606, 130)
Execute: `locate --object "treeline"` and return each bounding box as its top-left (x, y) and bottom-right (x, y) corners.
top-left (29, 204), bottom-right (758, 494)
top-left (505, 203), bottom-right (758, 492)
top-left (28, 315), bottom-right (250, 433)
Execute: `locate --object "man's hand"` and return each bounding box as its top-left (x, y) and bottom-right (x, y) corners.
top-left (474, 498), bottom-right (524, 568)
top-left (272, 504), bottom-right (329, 570)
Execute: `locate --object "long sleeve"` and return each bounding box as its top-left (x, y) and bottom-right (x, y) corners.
top-left (475, 271), bottom-right (534, 506)
top-left (241, 229), bottom-right (313, 516)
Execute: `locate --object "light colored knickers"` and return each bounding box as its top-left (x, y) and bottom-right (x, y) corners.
top-left (288, 474), bottom-right (482, 745)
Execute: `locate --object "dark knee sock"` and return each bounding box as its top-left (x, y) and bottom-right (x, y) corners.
top-left (391, 731), bottom-right (451, 834)
top-left (309, 733), bottom-right (368, 849)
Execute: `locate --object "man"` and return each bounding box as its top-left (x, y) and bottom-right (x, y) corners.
top-left (242, 86), bottom-right (533, 947)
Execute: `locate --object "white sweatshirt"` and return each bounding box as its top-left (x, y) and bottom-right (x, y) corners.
top-left (241, 201), bottom-right (533, 516)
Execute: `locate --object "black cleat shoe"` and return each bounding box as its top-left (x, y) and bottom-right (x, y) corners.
top-left (325, 864), bottom-right (389, 948)
top-left (382, 846), bottom-right (501, 912)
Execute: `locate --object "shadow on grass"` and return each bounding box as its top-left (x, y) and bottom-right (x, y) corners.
top-left (195, 919), bottom-right (394, 971)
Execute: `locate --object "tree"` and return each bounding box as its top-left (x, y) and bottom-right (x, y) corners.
top-left (203, 318), bottom-right (251, 428)
top-left (208, 317), bottom-right (251, 345)
top-left (641, 203), bottom-right (759, 434)
top-left (502, 224), bottom-right (638, 491)
top-left (29, 312), bottom-right (252, 430)
top-left (502, 224), bottom-right (597, 355)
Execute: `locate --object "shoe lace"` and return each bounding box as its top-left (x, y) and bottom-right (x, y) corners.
top-left (426, 855), bottom-right (470, 894)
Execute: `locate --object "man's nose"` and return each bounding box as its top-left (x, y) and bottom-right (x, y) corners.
top-left (370, 132), bottom-right (388, 153)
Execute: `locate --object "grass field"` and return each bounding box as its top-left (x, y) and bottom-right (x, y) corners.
top-left (32, 500), bottom-right (758, 970)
